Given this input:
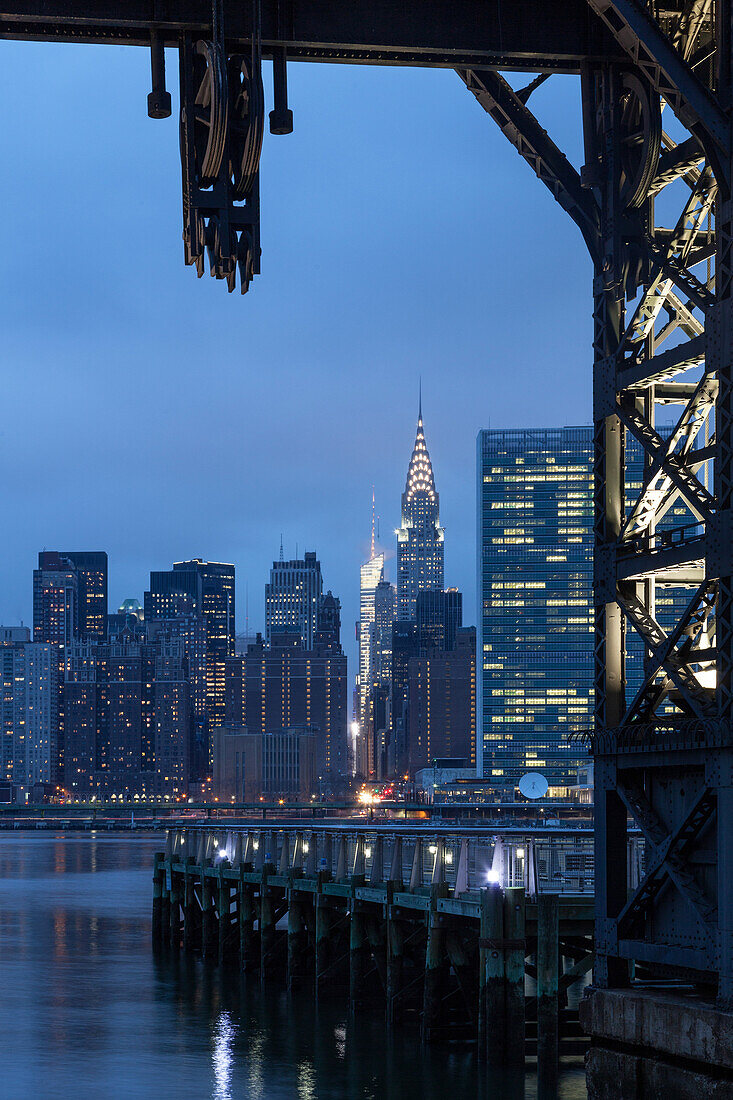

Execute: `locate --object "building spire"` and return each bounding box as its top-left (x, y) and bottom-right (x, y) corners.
top-left (371, 487), bottom-right (376, 559)
top-left (404, 402), bottom-right (437, 504)
top-left (419, 377), bottom-right (422, 423)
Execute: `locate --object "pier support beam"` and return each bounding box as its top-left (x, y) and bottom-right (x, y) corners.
top-left (260, 869), bottom-right (277, 981)
top-left (239, 880), bottom-right (259, 973)
top-left (422, 884), bottom-right (450, 1044)
top-left (287, 885), bottom-right (310, 990)
top-left (504, 887), bottom-right (526, 1069)
top-left (201, 871), bottom-right (217, 960)
top-left (386, 899), bottom-right (405, 1025)
top-left (169, 868), bottom-right (181, 949)
top-left (152, 853), bottom-right (164, 946)
top-left (349, 890), bottom-right (371, 1012)
top-left (183, 860), bottom-right (199, 953)
top-left (537, 893), bottom-right (559, 1098)
top-left (479, 885), bottom-right (505, 1065)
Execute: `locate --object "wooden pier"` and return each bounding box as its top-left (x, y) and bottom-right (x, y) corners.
top-left (153, 825), bottom-right (629, 1086)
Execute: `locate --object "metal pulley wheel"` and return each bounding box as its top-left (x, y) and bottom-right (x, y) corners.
top-left (618, 71), bottom-right (661, 210)
top-left (228, 56), bottom-right (265, 197)
top-left (182, 40), bottom-right (228, 188)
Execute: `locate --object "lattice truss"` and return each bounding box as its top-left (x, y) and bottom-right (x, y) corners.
top-left (460, 0), bottom-right (723, 732)
top-left (460, 1), bottom-right (733, 990)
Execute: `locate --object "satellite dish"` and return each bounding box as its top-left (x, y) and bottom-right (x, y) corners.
top-left (519, 772), bottom-right (549, 799)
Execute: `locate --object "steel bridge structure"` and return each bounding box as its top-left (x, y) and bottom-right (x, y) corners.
top-left (2, 0), bottom-right (732, 1008)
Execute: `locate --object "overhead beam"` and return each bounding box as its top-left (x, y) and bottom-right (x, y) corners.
top-left (0, 0), bottom-right (624, 70)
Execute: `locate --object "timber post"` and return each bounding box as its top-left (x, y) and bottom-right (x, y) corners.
top-left (152, 852), bottom-right (164, 946)
top-left (504, 886), bottom-right (526, 1069)
top-left (201, 869), bottom-right (217, 960)
top-left (537, 892), bottom-right (559, 1097)
top-left (479, 884), bottom-right (505, 1066)
top-left (260, 863), bottom-right (276, 981)
top-left (349, 873), bottom-right (369, 1012)
top-left (169, 864), bottom-right (181, 949)
top-left (421, 882), bottom-right (450, 1044)
top-left (287, 877), bottom-right (310, 990)
top-left (240, 874), bottom-right (258, 973)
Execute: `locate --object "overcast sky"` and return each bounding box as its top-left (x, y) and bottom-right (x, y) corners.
top-left (0, 43), bottom-right (594, 674)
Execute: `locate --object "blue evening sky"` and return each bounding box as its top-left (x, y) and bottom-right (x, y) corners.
top-left (0, 44), bottom-right (593, 673)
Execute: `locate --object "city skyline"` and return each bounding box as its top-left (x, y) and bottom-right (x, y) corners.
top-left (1, 50), bottom-right (594, 685)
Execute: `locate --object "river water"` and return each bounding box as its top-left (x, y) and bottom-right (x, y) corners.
top-left (0, 834), bottom-right (588, 1099)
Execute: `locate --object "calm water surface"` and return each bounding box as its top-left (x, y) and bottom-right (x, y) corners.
top-left (0, 834), bottom-right (587, 1099)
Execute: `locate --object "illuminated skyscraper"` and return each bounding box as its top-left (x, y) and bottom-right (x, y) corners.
top-left (476, 425), bottom-right (692, 794)
top-left (358, 549), bottom-right (385, 778)
top-left (265, 549), bottom-right (323, 650)
top-left (476, 427), bottom-right (594, 793)
top-left (396, 399), bottom-right (444, 620)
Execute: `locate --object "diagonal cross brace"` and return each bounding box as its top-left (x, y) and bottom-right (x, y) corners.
top-left (621, 580), bottom-right (716, 722)
top-left (615, 783), bottom-right (717, 934)
top-left (617, 585), bottom-right (715, 717)
top-left (457, 68), bottom-right (601, 261)
top-left (618, 402), bottom-right (716, 524)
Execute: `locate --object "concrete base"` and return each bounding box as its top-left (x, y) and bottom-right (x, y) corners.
top-left (581, 988), bottom-right (733, 1100)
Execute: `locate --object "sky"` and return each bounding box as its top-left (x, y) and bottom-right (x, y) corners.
top-left (0, 42), bottom-right (594, 674)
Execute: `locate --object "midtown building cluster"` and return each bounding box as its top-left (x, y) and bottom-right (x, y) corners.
top-left (2, 406), bottom-right (679, 805)
top-left (355, 401), bottom-right (477, 784)
top-left (1, 552), bottom-right (347, 802)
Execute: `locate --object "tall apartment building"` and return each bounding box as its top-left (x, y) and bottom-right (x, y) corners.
top-left (396, 400), bottom-right (445, 620)
top-left (145, 559), bottom-right (234, 772)
top-left (265, 549), bottom-right (323, 649)
top-left (33, 551), bottom-right (108, 642)
top-left (407, 626), bottom-right (476, 774)
top-left (476, 425), bottom-right (692, 794)
top-left (0, 629), bottom-right (58, 790)
top-left (223, 632), bottom-right (347, 790)
top-left (63, 635), bottom-right (189, 797)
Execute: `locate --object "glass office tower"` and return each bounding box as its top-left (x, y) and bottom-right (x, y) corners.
top-left (477, 427), bottom-right (593, 793)
top-left (477, 425), bottom-right (695, 794)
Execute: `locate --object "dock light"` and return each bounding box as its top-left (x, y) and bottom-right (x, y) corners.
top-left (516, 847), bottom-right (525, 859)
top-left (428, 844), bottom-right (437, 855)
top-left (213, 839), bottom-right (219, 848)
top-left (487, 870), bottom-right (501, 884)
top-left (365, 847), bottom-right (372, 858)
top-left (302, 843), bottom-right (310, 854)
top-left (252, 841), bottom-right (259, 850)
top-left (445, 851), bottom-right (453, 865)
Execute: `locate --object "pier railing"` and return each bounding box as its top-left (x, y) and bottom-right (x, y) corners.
top-left (165, 824), bottom-right (643, 897)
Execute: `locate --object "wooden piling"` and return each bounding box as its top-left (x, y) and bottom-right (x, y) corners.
top-left (152, 853), bottom-right (164, 945)
top-left (217, 872), bottom-right (230, 966)
top-left (160, 860), bottom-right (171, 944)
top-left (183, 860), bottom-right (199, 952)
top-left (479, 885), bottom-right (505, 1066)
top-left (504, 886), bottom-right (526, 1069)
top-left (422, 884), bottom-right (449, 1043)
top-left (260, 868), bottom-right (276, 980)
top-left (386, 891), bottom-right (405, 1026)
top-left (537, 892), bottom-right (559, 1097)
top-left (201, 871), bottom-right (217, 960)
top-left (287, 884), bottom-right (309, 990)
top-left (349, 887), bottom-right (370, 1012)
top-left (169, 868), bottom-right (181, 949)
top-left (239, 878), bottom-right (259, 973)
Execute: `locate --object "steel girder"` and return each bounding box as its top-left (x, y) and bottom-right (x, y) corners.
top-left (462, 4), bottom-right (733, 998)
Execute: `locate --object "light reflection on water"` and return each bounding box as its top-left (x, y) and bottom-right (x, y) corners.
top-left (0, 834), bottom-right (588, 1100)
